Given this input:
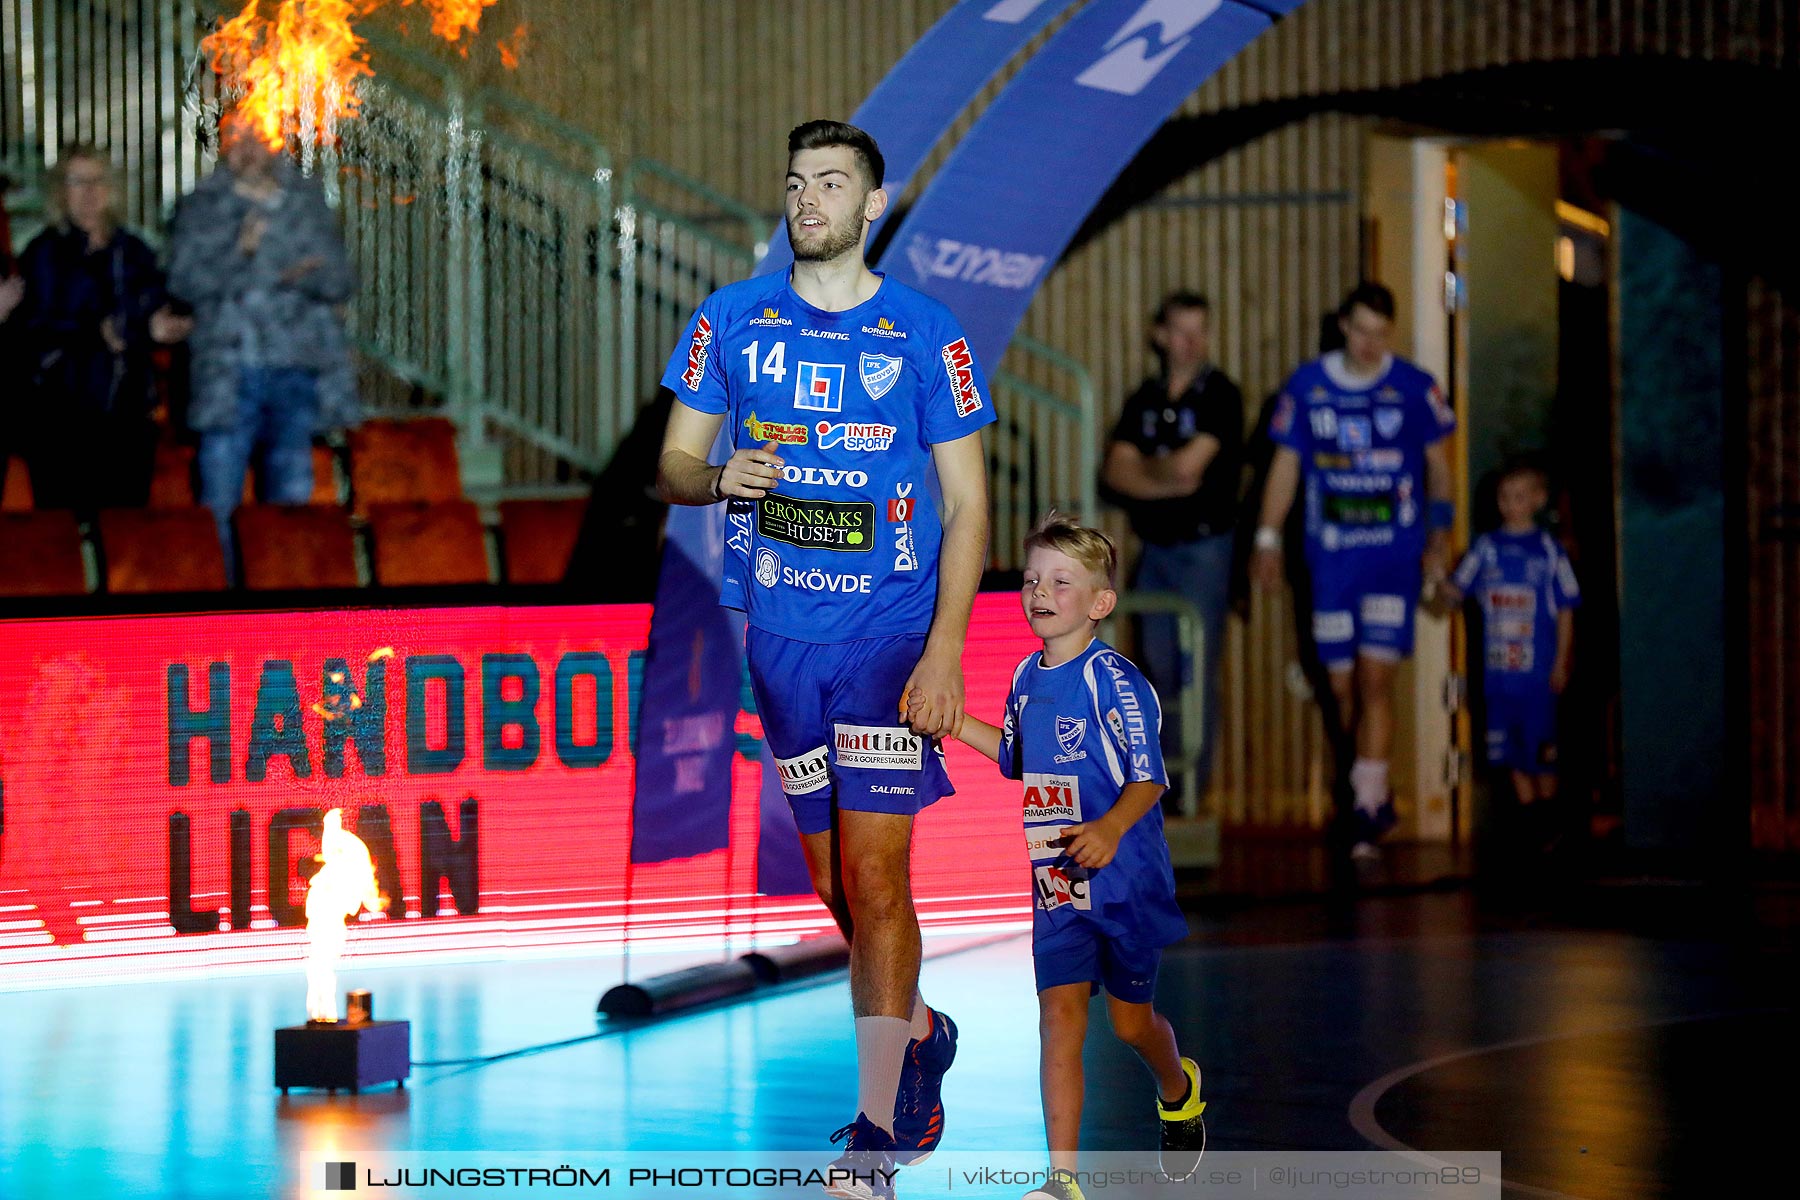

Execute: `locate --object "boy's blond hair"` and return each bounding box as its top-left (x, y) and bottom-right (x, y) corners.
top-left (1024, 511), bottom-right (1119, 589)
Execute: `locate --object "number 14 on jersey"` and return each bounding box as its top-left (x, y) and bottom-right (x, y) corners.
top-left (741, 340), bottom-right (788, 383)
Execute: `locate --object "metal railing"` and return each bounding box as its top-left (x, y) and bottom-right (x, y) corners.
top-left (3, 0), bottom-right (1101, 542)
top-left (988, 334), bottom-right (1099, 567)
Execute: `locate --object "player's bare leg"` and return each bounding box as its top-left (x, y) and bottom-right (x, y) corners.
top-left (1346, 654), bottom-right (1400, 856)
top-left (1106, 995), bottom-right (1188, 1101)
top-left (1353, 654), bottom-right (1398, 762)
top-left (1038, 983), bottom-right (1090, 1175)
top-left (801, 826), bottom-right (855, 941)
top-left (834, 808), bottom-right (922, 1138)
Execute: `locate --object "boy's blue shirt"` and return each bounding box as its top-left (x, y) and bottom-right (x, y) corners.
top-left (998, 638), bottom-right (1188, 949)
top-left (1452, 527), bottom-right (1580, 688)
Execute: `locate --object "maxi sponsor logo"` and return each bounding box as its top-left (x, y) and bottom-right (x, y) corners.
top-left (940, 338), bottom-right (984, 418)
top-left (832, 724), bottom-right (924, 770)
top-left (680, 315), bottom-right (713, 391)
top-left (744, 411), bottom-right (809, 445)
top-left (890, 482), bottom-right (919, 572)
top-left (1022, 772), bottom-right (1080, 823)
top-left (775, 745), bottom-right (830, 795)
top-left (757, 496), bottom-right (874, 552)
top-left (906, 235), bottom-right (1047, 291)
top-left (1075, 0), bottom-right (1224, 97)
top-left (816, 420), bottom-right (897, 452)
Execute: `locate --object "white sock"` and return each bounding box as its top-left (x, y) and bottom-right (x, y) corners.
top-left (855, 1015), bottom-right (912, 1135)
top-left (908, 990), bottom-right (930, 1041)
top-left (1350, 758), bottom-right (1388, 817)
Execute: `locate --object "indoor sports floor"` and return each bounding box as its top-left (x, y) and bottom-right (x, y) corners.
top-left (1, 884), bottom-right (1790, 1199)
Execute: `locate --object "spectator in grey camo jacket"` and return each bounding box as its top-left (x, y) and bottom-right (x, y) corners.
top-left (168, 112), bottom-right (359, 576)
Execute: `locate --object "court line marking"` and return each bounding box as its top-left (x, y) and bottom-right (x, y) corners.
top-left (1346, 1007), bottom-right (1786, 1200)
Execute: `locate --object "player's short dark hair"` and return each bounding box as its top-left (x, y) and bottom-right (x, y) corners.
top-left (1153, 291), bottom-right (1209, 326)
top-left (1338, 281), bottom-right (1396, 321)
top-left (788, 120), bottom-right (885, 190)
top-left (1497, 456), bottom-right (1549, 491)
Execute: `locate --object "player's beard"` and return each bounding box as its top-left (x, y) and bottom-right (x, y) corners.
top-left (789, 207), bottom-right (865, 264)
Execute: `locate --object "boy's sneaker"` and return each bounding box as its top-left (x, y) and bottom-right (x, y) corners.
top-left (823, 1114), bottom-right (898, 1200)
top-left (1350, 798), bottom-right (1399, 860)
top-left (1157, 1057), bottom-right (1207, 1181)
top-left (892, 1007), bottom-right (958, 1165)
top-left (1023, 1167), bottom-right (1086, 1200)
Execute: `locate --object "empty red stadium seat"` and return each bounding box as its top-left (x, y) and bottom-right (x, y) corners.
top-left (98, 508), bottom-right (227, 593)
top-left (148, 444), bottom-right (197, 508)
top-left (1, 456), bottom-right (33, 511)
top-left (0, 511), bottom-right (86, 596)
top-left (366, 500), bottom-right (489, 586)
top-left (235, 504), bottom-right (359, 590)
top-left (348, 418), bottom-right (463, 516)
top-left (499, 498), bottom-right (588, 584)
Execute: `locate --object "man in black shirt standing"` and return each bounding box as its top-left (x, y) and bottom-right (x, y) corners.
top-left (1102, 292), bottom-right (1245, 808)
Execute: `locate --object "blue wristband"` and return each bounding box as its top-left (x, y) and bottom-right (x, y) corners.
top-left (1429, 499), bottom-right (1455, 530)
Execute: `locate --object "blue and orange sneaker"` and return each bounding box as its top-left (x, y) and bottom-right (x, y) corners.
top-left (892, 1006), bottom-right (958, 1165)
top-left (823, 1113), bottom-right (898, 1200)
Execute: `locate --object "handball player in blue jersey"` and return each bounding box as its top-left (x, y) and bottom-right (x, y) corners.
top-left (655, 120), bottom-right (994, 1193)
top-left (946, 514), bottom-right (1204, 1200)
top-left (1251, 283), bottom-right (1456, 860)
top-left (1439, 462), bottom-right (1578, 836)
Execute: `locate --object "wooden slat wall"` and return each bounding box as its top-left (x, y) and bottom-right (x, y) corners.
top-left (446, 0), bottom-right (1792, 829)
top-left (1748, 278), bottom-right (1800, 853)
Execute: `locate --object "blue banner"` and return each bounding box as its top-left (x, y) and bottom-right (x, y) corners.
top-left (629, 500), bottom-right (744, 866)
top-left (876, 0), bottom-right (1301, 367)
top-left (755, 0), bottom-right (1081, 278)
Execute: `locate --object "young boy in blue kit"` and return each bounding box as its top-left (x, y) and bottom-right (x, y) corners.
top-left (1439, 463), bottom-right (1579, 844)
top-left (934, 513), bottom-right (1205, 1200)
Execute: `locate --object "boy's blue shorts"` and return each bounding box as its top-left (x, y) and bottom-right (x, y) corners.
top-left (1307, 549), bottom-right (1421, 669)
top-left (1485, 684), bottom-right (1558, 773)
top-left (745, 628), bottom-right (954, 836)
top-left (1033, 916), bottom-right (1161, 1004)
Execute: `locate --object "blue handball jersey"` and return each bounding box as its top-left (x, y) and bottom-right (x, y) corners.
top-left (660, 272), bottom-right (997, 642)
top-left (996, 640), bottom-right (1188, 949)
top-left (1269, 351), bottom-right (1455, 559)
top-left (1452, 529), bottom-right (1580, 685)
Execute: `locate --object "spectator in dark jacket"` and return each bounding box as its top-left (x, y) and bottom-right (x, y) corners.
top-left (167, 112), bottom-right (357, 575)
top-left (12, 144), bottom-right (188, 515)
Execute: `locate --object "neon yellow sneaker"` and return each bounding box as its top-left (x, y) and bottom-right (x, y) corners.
top-left (1023, 1167), bottom-right (1085, 1200)
top-left (1157, 1057), bottom-right (1207, 1180)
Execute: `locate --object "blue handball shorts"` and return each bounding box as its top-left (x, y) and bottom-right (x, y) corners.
top-left (1033, 916), bottom-right (1161, 1004)
top-left (1307, 549), bottom-right (1421, 669)
top-left (1485, 683), bottom-right (1558, 773)
top-left (745, 628), bottom-right (954, 836)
